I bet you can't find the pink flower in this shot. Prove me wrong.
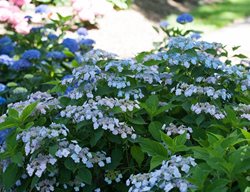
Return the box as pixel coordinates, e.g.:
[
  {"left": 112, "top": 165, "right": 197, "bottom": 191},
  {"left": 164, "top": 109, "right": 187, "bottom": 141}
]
[
  {"left": 9, "top": 0, "right": 30, "bottom": 7},
  {"left": 15, "top": 21, "right": 31, "bottom": 34},
  {"left": 8, "top": 12, "right": 24, "bottom": 25},
  {"left": 71, "top": 0, "right": 113, "bottom": 22},
  {"left": 0, "top": 8, "right": 12, "bottom": 22},
  {"left": 0, "top": 1, "right": 10, "bottom": 8}
]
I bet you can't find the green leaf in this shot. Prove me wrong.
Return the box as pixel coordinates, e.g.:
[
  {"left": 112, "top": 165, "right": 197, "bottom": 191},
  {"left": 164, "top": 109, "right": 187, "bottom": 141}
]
[
  {"left": 244, "top": 187, "right": 250, "bottom": 192},
  {"left": 8, "top": 108, "right": 19, "bottom": 119},
  {"left": 3, "top": 164, "right": 19, "bottom": 189},
  {"left": 160, "top": 131, "right": 173, "bottom": 146},
  {"left": 20, "top": 102, "right": 38, "bottom": 122},
  {"left": 90, "top": 129, "right": 104, "bottom": 147},
  {"left": 64, "top": 159, "right": 77, "bottom": 172},
  {"left": 232, "top": 45, "right": 241, "bottom": 51},
  {"left": 131, "top": 145, "right": 144, "bottom": 167},
  {"left": 24, "top": 122, "right": 34, "bottom": 130},
  {"left": 49, "top": 145, "right": 59, "bottom": 156},
  {"left": 205, "top": 179, "right": 229, "bottom": 192},
  {"left": 141, "top": 95, "right": 159, "bottom": 118},
  {"left": 106, "top": 148, "right": 123, "bottom": 169},
  {"left": 44, "top": 80, "right": 60, "bottom": 85},
  {"left": 241, "top": 129, "right": 250, "bottom": 144},
  {"left": 59, "top": 168, "right": 71, "bottom": 183},
  {"left": 148, "top": 121, "right": 162, "bottom": 141},
  {"left": 233, "top": 54, "right": 248, "bottom": 59},
  {"left": 157, "top": 104, "right": 174, "bottom": 115},
  {"left": 174, "top": 132, "right": 187, "bottom": 145},
  {"left": 189, "top": 163, "right": 211, "bottom": 189},
  {"left": 0, "top": 120, "right": 18, "bottom": 131},
  {"left": 63, "top": 50, "right": 75, "bottom": 57},
  {"left": 128, "top": 115, "right": 146, "bottom": 125},
  {"left": 77, "top": 168, "right": 92, "bottom": 185},
  {"left": 150, "top": 155, "right": 166, "bottom": 171},
  {"left": 6, "top": 131, "right": 18, "bottom": 152},
  {"left": 195, "top": 114, "right": 205, "bottom": 126},
  {"left": 139, "top": 138, "right": 168, "bottom": 158},
  {"left": 30, "top": 176, "right": 39, "bottom": 190},
  {"left": 11, "top": 152, "right": 23, "bottom": 165}
]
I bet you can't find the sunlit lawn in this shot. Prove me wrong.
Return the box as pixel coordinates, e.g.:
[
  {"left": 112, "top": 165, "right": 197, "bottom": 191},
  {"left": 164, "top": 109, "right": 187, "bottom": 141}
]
[{"left": 165, "top": 0, "right": 250, "bottom": 31}]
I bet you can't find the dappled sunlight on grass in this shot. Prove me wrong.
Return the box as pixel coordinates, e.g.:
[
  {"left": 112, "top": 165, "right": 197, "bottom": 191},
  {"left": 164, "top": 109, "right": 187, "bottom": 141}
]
[
  {"left": 165, "top": 0, "right": 250, "bottom": 30},
  {"left": 191, "top": 0, "right": 250, "bottom": 27}
]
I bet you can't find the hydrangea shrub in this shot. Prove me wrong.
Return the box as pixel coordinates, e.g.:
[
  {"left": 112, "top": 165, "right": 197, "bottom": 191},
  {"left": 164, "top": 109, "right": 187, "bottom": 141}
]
[
  {"left": 0, "top": 18, "right": 94, "bottom": 111},
  {"left": 0, "top": 32, "right": 249, "bottom": 191}
]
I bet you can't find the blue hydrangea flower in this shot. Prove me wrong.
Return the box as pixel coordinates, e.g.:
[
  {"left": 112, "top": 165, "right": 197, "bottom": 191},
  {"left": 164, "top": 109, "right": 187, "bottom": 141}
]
[
  {"left": 0, "top": 129, "right": 11, "bottom": 144},
  {"left": 62, "top": 75, "right": 76, "bottom": 94},
  {"left": 11, "top": 59, "right": 32, "bottom": 70},
  {"left": 77, "top": 27, "right": 88, "bottom": 36},
  {"left": 0, "top": 36, "right": 12, "bottom": 45},
  {"left": 0, "top": 36, "right": 14, "bottom": 56},
  {"left": 35, "top": 4, "right": 49, "bottom": 14},
  {"left": 0, "top": 55, "right": 14, "bottom": 66},
  {"left": 0, "top": 97, "right": 6, "bottom": 105},
  {"left": 62, "top": 75, "right": 74, "bottom": 80},
  {"left": 0, "top": 84, "right": 6, "bottom": 92},
  {"left": 31, "top": 27, "right": 44, "bottom": 33},
  {"left": 48, "top": 33, "right": 58, "bottom": 40},
  {"left": 47, "top": 51, "right": 66, "bottom": 60},
  {"left": 80, "top": 39, "right": 95, "bottom": 46},
  {"left": 62, "top": 38, "right": 79, "bottom": 52},
  {"left": 176, "top": 13, "right": 193, "bottom": 24},
  {"left": 160, "top": 21, "right": 169, "bottom": 28},
  {"left": 22, "top": 49, "right": 41, "bottom": 60},
  {"left": 24, "top": 15, "right": 32, "bottom": 21},
  {"left": 190, "top": 33, "right": 201, "bottom": 40}
]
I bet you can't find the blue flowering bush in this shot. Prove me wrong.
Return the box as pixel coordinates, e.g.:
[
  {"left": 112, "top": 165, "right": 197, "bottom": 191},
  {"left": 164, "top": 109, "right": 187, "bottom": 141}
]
[
  {"left": 0, "top": 17, "right": 95, "bottom": 112},
  {"left": 0, "top": 14, "right": 250, "bottom": 192}
]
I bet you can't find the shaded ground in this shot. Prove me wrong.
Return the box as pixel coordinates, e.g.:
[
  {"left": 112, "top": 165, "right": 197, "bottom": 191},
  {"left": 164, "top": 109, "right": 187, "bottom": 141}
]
[
  {"left": 88, "top": 9, "right": 164, "bottom": 58},
  {"left": 88, "top": 3, "right": 250, "bottom": 58}
]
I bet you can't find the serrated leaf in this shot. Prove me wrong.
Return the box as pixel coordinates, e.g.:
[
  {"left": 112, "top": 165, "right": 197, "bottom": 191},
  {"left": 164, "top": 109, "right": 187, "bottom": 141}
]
[
  {"left": 20, "top": 102, "right": 38, "bottom": 122},
  {"left": 8, "top": 108, "right": 19, "bottom": 119},
  {"left": 131, "top": 145, "right": 144, "bottom": 167},
  {"left": 3, "top": 164, "right": 19, "bottom": 189},
  {"left": 174, "top": 132, "right": 187, "bottom": 145},
  {"left": 49, "top": 145, "right": 58, "bottom": 156},
  {"left": 25, "top": 122, "right": 34, "bottom": 130},
  {"left": 150, "top": 155, "right": 166, "bottom": 171},
  {"left": 154, "top": 103, "right": 174, "bottom": 116},
  {"left": 90, "top": 129, "right": 104, "bottom": 147},
  {"left": 30, "top": 176, "right": 39, "bottom": 190},
  {"left": 139, "top": 138, "right": 168, "bottom": 158},
  {"left": 64, "top": 159, "right": 77, "bottom": 172},
  {"left": 11, "top": 152, "right": 23, "bottom": 165},
  {"left": 148, "top": 121, "right": 162, "bottom": 141},
  {"left": 128, "top": 115, "right": 146, "bottom": 125},
  {"left": 241, "top": 129, "right": 250, "bottom": 144},
  {"left": 232, "top": 45, "right": 241, "bottom": 51},
  {"left": 0, "top": 120, "right": 18, "bottom": 131},
  {"left": 106, "top": 148, "right": 123, "bottom": 169},
  {"left": 77, "top": 168, "right": 92, "bottom": 185},
  {"left": 233, "top": 54, "right": 248, "bottom": 59},
  {"left": 160, "top": 131, "right": 173, "bottom": 146}
]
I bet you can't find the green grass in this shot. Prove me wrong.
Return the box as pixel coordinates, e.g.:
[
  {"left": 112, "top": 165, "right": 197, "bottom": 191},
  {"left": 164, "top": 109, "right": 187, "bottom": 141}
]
[
  {"left": 191, "top": 0, "right": 250, "bottom": 28},
  {"left": 165, "top": 0, "right": 250, "bottom": 31}
]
